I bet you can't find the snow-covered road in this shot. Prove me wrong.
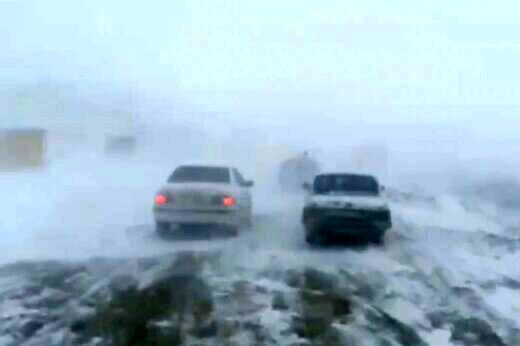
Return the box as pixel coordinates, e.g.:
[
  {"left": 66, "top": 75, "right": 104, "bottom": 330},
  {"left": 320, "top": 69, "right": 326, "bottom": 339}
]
[{"left": 2, "top": 156, "right": 520, "bottom": 345}]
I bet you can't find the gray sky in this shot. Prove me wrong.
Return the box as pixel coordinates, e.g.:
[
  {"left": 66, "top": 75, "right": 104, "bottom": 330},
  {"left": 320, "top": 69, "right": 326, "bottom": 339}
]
[{"left": 2, "top": 0, "right": 520, "bottom": 156}]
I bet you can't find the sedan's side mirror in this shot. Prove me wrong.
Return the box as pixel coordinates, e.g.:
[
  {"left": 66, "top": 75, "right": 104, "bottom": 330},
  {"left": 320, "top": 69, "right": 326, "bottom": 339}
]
[
  {"left": 302, "top": 182, "right": 312, "bottom": 191},
  {"left": 244, "top": 180, "right": 254, "bottom": 188},
  {"left": 380, "top": 185, "right": 386, "bottom": 192}
]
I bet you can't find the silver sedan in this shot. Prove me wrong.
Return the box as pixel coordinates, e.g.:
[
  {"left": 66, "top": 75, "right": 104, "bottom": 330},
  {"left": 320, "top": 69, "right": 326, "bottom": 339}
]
[{"left": 153, "top": 165, "right": 253, "bottom": 237}]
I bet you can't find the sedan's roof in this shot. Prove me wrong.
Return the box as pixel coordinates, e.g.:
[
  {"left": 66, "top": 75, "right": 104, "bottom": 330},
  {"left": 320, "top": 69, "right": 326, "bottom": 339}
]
[{"left": 176, "top": 162, "right": 233, "bottom": 169}]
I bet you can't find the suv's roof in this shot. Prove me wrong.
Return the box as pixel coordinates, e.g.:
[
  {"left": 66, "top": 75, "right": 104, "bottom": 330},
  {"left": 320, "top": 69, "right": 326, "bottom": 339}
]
[{"left": 316, "top": 172, "right": 378, "bottom": 180}]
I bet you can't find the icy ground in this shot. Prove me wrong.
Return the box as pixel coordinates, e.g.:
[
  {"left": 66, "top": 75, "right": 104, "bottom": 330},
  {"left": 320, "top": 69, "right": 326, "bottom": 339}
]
[{"left": 1, "top": 157, "right": 520, "bottom": 345}]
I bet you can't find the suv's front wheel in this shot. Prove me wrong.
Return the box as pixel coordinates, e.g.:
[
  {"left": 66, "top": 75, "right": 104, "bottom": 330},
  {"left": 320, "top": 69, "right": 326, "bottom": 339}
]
[
  {"left": 369, "top": 231, "right": 385, "bottom": 246},
  {"left": 304, "top": 222, "right": 326, "bottom": 246}
]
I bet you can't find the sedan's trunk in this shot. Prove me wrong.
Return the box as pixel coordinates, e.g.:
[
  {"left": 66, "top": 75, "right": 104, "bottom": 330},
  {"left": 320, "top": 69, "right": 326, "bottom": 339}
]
[{"left": 160, "top": 183, "right": 235, "bottom": 210}]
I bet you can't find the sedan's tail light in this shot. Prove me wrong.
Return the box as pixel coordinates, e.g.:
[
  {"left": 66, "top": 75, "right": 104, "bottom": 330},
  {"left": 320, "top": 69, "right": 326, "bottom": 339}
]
[
  {"left": 155, "top": 194, "right": 168, "bottom": 205},
  {"left": 222, "top": 196, "right": 236, "bottom": 207}
]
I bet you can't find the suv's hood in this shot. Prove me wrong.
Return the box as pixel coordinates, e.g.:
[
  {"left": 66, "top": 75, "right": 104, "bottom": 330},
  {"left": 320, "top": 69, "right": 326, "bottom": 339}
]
[{"left": 308, "top": 194, "right": 388, "bottom": 210}]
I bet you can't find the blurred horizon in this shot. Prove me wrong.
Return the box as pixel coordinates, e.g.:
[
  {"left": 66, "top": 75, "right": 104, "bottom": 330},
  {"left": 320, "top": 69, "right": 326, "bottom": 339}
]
[{"left": 2, "top": 0, "right": 520, "bottom": 187}]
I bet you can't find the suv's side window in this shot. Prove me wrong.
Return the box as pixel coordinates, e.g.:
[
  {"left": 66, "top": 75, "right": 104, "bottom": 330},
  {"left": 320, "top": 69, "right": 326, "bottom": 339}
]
[{"left": 232, "top": 168, "right": 247, "bottom": 187}]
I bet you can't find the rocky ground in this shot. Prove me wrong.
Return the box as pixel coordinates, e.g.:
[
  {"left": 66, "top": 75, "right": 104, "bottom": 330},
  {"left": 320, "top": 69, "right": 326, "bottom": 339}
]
[{"left": 1, "top": 188, "right": 520, "bottom": 346}]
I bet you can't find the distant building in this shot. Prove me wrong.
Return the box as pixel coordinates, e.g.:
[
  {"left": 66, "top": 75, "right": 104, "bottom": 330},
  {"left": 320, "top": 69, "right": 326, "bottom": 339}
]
[
  {"left": 0, "top": 128, "right": 47, "bottom": 170},
  {"left": 2, "top": 82, "right": 139, "bottom": 161}
]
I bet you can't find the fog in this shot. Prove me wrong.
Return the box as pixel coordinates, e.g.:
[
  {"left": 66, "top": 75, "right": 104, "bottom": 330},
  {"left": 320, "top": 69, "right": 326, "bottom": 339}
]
[
  {"left": 2, "top": 1, "right": 520, "bottom": 263},
  {"left": 4, "top": 4, "right": 520, "bottom": 345}
]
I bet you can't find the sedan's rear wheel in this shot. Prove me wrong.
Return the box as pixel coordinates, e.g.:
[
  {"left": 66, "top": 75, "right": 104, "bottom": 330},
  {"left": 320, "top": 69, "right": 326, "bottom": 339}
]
[
  {"left": 245, "top": 209, "right": 253, "bottom": 228},
  {"left": 227, "top": 225, "right": 239, "bottom": 237},
  {"left": 156, "top": 222, "right": 170, "bottom": 238}
]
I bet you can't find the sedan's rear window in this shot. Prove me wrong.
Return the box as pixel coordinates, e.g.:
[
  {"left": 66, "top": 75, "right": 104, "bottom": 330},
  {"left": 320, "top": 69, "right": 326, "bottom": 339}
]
[
  {"left": 314, "top": 174, "right": 379, "bottom": 195},
  {"left": 168, "top": 166, "right": 230, "bottom": 183}
]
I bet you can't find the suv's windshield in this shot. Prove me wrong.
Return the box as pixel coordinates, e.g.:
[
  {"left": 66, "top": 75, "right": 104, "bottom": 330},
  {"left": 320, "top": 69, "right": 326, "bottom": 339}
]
[
  {"left": 313, "top": 174, "right": 379, "bottom": 196},
  {"left": 168, "top": 166, "right": 230, "bottom": 183}
]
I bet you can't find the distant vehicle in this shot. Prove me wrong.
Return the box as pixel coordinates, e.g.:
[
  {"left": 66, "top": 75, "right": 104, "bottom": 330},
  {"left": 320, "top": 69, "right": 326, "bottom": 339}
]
[
  {"left": 153, "top": 165, "right": 254, "bottom": 237},
  {"left": 104, "top": 134, "right": 137, "bottom": 156},
  {"left": 302, "top": 173, "right": 392, "bottom": 245},
  {"left": 278, "top": 151, "right": 320, "bottom": 193}
]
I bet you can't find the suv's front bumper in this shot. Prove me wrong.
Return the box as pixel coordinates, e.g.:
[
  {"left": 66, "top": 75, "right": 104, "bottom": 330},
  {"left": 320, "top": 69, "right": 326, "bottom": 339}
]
[{"left": 302, "top": 206, "right": 392, "bottom": 234}]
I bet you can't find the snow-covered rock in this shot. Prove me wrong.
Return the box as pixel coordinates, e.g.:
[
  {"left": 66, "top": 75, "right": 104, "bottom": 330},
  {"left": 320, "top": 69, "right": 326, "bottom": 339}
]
[{"left": 1, "top": 188, "right": 519, "bottom": 345}]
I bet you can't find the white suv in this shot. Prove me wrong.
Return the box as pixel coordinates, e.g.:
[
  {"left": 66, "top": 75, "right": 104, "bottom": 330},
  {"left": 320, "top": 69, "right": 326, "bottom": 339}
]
[
  {"left": 153, "top": 165, "right": 253, "bottom": 237},
  {"left": 302, "top": 173, "right": 392, "bottom": 245}
]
